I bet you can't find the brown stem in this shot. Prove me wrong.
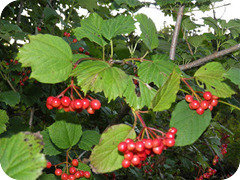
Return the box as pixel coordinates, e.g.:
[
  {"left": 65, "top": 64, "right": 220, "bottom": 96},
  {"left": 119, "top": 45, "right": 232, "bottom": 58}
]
[
  {"left": 182, "top": 28, "right": 194, "bottom": 55},
  {"left": 179, "top": 44, "right": 240, "bottom": 70},
  {"left": 181, "top": 78, "right": 202, "bottom": 102},
  {"left": 29, "top": 107, "right": 35, "bottom": 129},
  {"left": 169, "top": 5, "right": 185, "bottom": 60},
  {"left": 0, "top": 70, "right": 17, "bottom": 92},
  {"left": 17, "top": 0, "right": 23, "bottom": 25},
  {"left": 123, "top": 58, "right": 152, "bottom": 62},
  {"left": 74, "top": 57, "right": 102, "bottom": 66}
]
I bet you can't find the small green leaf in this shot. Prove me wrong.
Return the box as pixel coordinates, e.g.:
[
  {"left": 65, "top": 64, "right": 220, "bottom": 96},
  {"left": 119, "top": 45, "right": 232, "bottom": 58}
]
[
  {"left": 17, "top": 34, "right": 73, "bottom": 83},
  {"left": 224, "top": 67, "right": 240, "bottom": 88},
  {"left": 76, "top": 0, "right": 98, "bottom": 12},
  {"left": 102, "top": 15, "right": 135, "bottom": 40},
  {"left": 78, "top": 130, "right": 100, "bottom": 151},
  {"left": 73, "top": 13, "right": 107, "bottom": 47},
  {"left": 48, "top": 120, "right": 82, "bottom": 149},
  {"left": 115, "top": 0, "right": 141, "bottom": 7},
  {"left": 0, "top": 133, "right": 46, "bottom": 180},
  {"left": 152, "top": 69, "right": 181, "bottom": 111},
  {"left": 41, "top": 129, "right": 61, "bottom": 156},
  {"left": 90, "top": 124, "right": 136, "bottom": 173},
  {"left": 203, "top": 17, "right": 220, "bottom": 34},
  {"left": 170, "top": 101, "right": 212, "bottom": 146},
  {"left": 0, "top": 109, "right": 9, "bottom": 135},
  {"left": 194, "top": 62, "right": 235, "bottom": 98},
  {"left": 0, "top": 91, "right": 20, "bottom": 106},
  {"left": 188, "top": 35, "right": 206, "bottom": 48},
  {"left": 136, "top": 14, "right": 158, "bottom": 51}
]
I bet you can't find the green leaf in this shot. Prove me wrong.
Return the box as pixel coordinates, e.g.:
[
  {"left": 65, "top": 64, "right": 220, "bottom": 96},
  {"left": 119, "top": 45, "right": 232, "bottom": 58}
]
[
  {"left": 152, "top": 69, "right": 181, "bottom": 111},
  {"left": 115, "top": 0, "right": 142, "bottom": 7},
  {"left": 77, "top": 162, "right": 92, "bottom": 180},
  {"left": 102, "top": 15, "right": 135, "bottom": 40},
  {"left": 138, "top": 54, "right": 177, "bottom": 87},
  {"left": 48, "top": 120, "right": 82, "bottom": 149},
  {"left": 136, "top": 14, "right": 158, "bottom": 51},
  {"left": 41, "top": 129, "right": 61, "bottom": 156},
  {"left": 0, "top": 133, "right": 46, "bottom": 180},
  {"left": 203, "top": 17, "right": 220, "bottom": 34},
  {"left": 77, "top": 0, "right": 98, "bottom": 12},
  {"left": 78, "top": 130, "right": 100, "bottom": 151},
  {"left": 90, "top": 124, "right": 136, "bottom": 173},
  {"left": 182, "top": 16, "right": 199, "bottom": 30},
  {"left": 194, "top": 62, "right": 235, "bottom": 98},
  {"left": 170, "top": 101, "right": 212, "bottom": 146},
  {"left": 123, "top": 77, "right": 157, "bottom": 110},
  {"left": 72, "top": 54, "right": 89, "bottom": 64},
  {"left": 17, "top": 34, "right": 73, "bottom": 83},
  {"left": 73, "top": 13, "right": 107, "bottom": 47},
  {"left": 0, "top": 91, "right": 20, "bottom": 106},
  {"left": 38, "top": 173, "right": 57, "bottom": 180},
  {"left": 188, "top": 35, "right": 206, "bottom": 48},
  {"left": 72, "top": 60, "right": 129, "bottom": 102},
  {"left": 0, "top": 109, "right": 9, "bottom": 135},
  {"left": 224, "top": 68, "right": 240, "bottom": 88}
]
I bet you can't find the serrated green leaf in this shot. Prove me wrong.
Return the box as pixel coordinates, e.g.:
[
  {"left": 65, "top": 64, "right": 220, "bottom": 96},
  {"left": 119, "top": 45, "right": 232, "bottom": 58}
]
[
  {"left": 72, "top": 60, "right": 129, "bottom": 102},
  {"left": 41, "top": 129, "right": 61, "bottom": 156},
  {"left": 102, "top": 15, "right": 135, "bottom": 40},
  {"left": 182, "top": 16, "right": 199, "bottom": 30},
  {"left": 188, "top": 35, "right": 206, "bottom": 48},
  {"left": 0, "top": 109, "right": 9, "bottom": 135},
  {"left": 77, "top": 0, "right": 98, "bottom": 12},
  {"left": 224, "top": 67, "right": 240, "bottom": 88},
  {"left": 0, "top": 133, "right": 46, "bottom": 180},
  {"left": 17, "top": 34, "right": 73, "bottom": 83},
  {"left": 73, "top": 13, "right": 107, "bottom": 47},
  {"left": 78, "top": 130, "right": 100, "bottom": 151},
  {"left": 203, "top": 17, "right": 220, "bottom": 34},
  {"left": 136, "top": 14, "right": 158, "bottom": 51},
  {"left": 170, "top": 101, "right": 212, "bottom": 146},
  {"left": 0, "top": 91, "right": 20, "bottom": 106},
  {"left": 77, "top": 162, "right": 92, "bottom": 180},
  {"left": 48, "top": 120, "right": 82, "bottom": 149},
  {"left": 123, "top": 77, "right": 157, "bottom": 110},
  {"left": 115, "top": 0, "right": 141, "bottom": 7},
  {"left": 138, "top": 54, "right": 177, "bottom": 87},
  {"left": 194, "top": 62, "right": 235, "bottom": 98},
  {"left": 152, "top": 69, "right": 181, "bottom": 111},
  {"left": 90, "top": 124, "right": 136, "bottom": 173}
]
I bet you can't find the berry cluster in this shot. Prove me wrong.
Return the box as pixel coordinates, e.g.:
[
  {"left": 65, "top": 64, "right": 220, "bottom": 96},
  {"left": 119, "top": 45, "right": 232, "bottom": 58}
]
[
  {"left": 196, "top": 167, "right": 217, "bottom": 180},
  {"left": 37, "top": 27, "right": 41, "bottom": 32},
  {"left": 46, "top": 159, "right": 91, "bottom": 180},
  {"left": 46, "top": 96, "right": 101, "bottom": 114},
  {"left": 185, "top": 91, "right": 219, "bottom": 115},
  {"left": 118, "top": 127, "right": 177, "bottom": 169}
]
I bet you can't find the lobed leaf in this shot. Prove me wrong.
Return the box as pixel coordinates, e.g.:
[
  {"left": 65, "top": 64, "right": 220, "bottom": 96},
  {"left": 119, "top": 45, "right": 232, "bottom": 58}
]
[
  {"left": 0, "top": 91, "right": 20, "bottom": 107},
  {"left": 0, "top": 109, "right": 9, "bottom": 135},
  {"left": 224, "top": 67, "right": 240, "bottom": 88},
  {"left": 78, "top": 130, "right": 101, "bottom": 151}
]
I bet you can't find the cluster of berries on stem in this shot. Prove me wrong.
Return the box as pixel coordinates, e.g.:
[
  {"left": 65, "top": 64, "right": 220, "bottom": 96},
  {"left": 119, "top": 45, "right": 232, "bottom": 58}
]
[
  {"left": 196, "top": 167, "right": 217, "bottom": 180},
  {"left": 46, "top": 79, "right": 101, "bottom": 114}
]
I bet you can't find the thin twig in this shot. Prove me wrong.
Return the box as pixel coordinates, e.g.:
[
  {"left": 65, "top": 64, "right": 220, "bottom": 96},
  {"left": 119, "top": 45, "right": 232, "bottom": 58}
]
[
  {"left": 17, "top": 0, "right": 24, "bottom": 25},
  {"left": 29, "top": 107, "right": 35, "bottom": 129}
]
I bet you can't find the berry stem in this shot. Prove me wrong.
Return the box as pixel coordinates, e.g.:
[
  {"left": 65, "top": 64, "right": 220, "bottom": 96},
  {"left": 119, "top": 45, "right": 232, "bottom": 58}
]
[
  {"left": 74, "top": 57, "right": 103, "bottom": 67},
  {"left": 148, "top": 127, "right": 165, "bottom": 136},
  {"left": 218, "top": 100, "right": 240, "bottom": 111},
  {"left": 123, "top": 58, "right": 152, "bottom": 62},
  {"left": 181, "top": 78, "right": 202, "bottom": 102},
  {"left": 72, "top": 86, "right": 83, "bottom": 99},
  {"left": 57, "top": 86, "right": 71, "bottom": 98}
]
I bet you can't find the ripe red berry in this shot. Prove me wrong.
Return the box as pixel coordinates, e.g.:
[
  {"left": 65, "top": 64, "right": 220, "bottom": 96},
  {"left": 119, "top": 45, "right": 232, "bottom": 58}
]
[
  {"left": 72, "top": 159, "right": 78, "bottom": 167},
  {"left": 200, "top": 100, "right": 209, "bottom": 109},
  {"left": 189, "top": 100, "right": 200, "bottom": 109},
  {"left": 64, "top": 32, "right": 68, "bottom": 36},
  {"left": 51, "top": 97, "right": 61, "bottom": 108},
  {"left": 135, "top": 141, "right": 145, "bottom": 152},
  {"left": 144, "top": 139, "right": 153, "bottom": 149},
  {"left": 212, "top": 95, "right": 219, "bottom": 100},
  {"left": 79, "top": 47, "right": 84, "bottom": 52},
  {"left": 74, "top": 171, "right": 81, "bottom": 179},
  {"left": 196, "top": 107, "right": 205, "bottom": 115},
  {"left": 67, "top": 33, "right": 71, "bottom": 37},
  {"left": 85, "top": 51, "right": 90, "bottom": 55},
  {"left": 46, "top": 103, "right": 53, "bottom": 110},
  {"left": 208, "top": 105, "right": 213, "bottom": 111},
  {"left": 68, "top": 175, "right": 75, "bottom": 180},
  {"left": 165, "top": 132, "right": 175, "bottom": 139},
  {"left": 127, "top": 142, "right": 136, "bottom": 151},
  {"left": 152, "top": 146, "right": 163, "bottom": 155},
  {"left": 168, "top": 127, "right": 177, "bottom": 135},
  {"left": 87, "top": 106, "right": 95, "bottom": 114},
  {"left": 55, "top": 169, "right": 62, "bottom": 176},
  {"left": 152, "top": 138, "right": 161, "bottom": 147},
  {"left": 163, "top": 138, "right": 175, "bottom": 147},
  {"left": 22, "top": 72, "right": 25, "bottom": 76},
  {"left": 124, "top": 152, "right": 134, "bottom": 160},
  {"left": 131, "top": 155, "right": 141, "bottom": 166},
  {"left": 73, "top": 99, "right": 82, "bottom": 109},
  {"left": 82, "top": 98, "right": 90, "bottom": 109},
  {"left": 46, "top": 161, "right": 52, "bottom": 168},
  {"left": 90, "top": 99, "right": 101, "bottom": 110},
  {"left": 185, "top": 95, "right": 193, "bottom": 102},
  {"left": 15, "top": 60, "right": 18, "bottom": 64},
  {"left": 125, "top": 138, "right": 134, "bottom": 144},
  {"left": 211, "top": 99, "right": 218, "bottom": 107},
  {"left": 212, "top": 169, "right": 217, "bottom": 174},
  {"left": 61, "top": 96, "right": 71, "bottom": 107},
  {"left": 6, "top": 62, "right": 9, "bottom": 66},
  {"left": 37, "top": 27, "right": 41, "bottom": 31},
  {"left": 122, "top": 159, "right": 131, "bottom": 168},
  {"left": 61, "top": 173, "right": 68, "bottom": 180},
  {"left": 10, "top": 59, "right": 13, "bottom": 62},
  {"left": 203, "top": 91, "right": 212, "bottom": 100},
  {"left": 69, "top": 167, "right": 77, "bottom": 174},
  {"left": 73, "top": 39, "right": 77, "bottom": 43},
  {"left": 84, "top": 171, "right": 91, "bottom": 178},
  {"left": 118, "top": 142, "right": 127, "bottom": 153}
]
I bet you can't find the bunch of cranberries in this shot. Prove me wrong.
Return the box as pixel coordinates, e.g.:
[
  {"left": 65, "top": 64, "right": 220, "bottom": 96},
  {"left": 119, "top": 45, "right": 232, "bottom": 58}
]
[
  {"left": 196, "top": 167, "right": 217, "bottom": 180},
  {"left": 46, "top": 96, "right": 101, "bottom": 114},
  {"left": 185, "top": 91, "right": 219, "bottom": 115},
  {"left": 46, "top": 159, "right": 90, "bottom": 180},
  {"left": 118, "top": 127, "right": 177, "bottom": 169}
]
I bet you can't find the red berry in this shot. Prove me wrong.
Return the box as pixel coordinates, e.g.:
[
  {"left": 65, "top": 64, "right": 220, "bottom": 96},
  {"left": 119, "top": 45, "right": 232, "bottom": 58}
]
[
  {"left": 79, "top": 47, "right": 84, "bottom": 52},
  {"left": 212, "top": 169, "right": 217, "bottom": 174},
  {"left": 67, "top": 33, "right": 71, "bottom": 37},
  {"left": 46, "top": 161, "right": 52, "bottom": 168},
  {"left": 185, "top": 95, "right": 193, "bottom": 102},
  {"left": 90, "top": 99, "right": 101, "bottom": 110},
  {"left": 203, "top": 91, "right": 212, "bottom": 100},
  {"left": 72, "top": 159, "right": 78, "bottom": 167},
  {"left": 22, "top": 72, "right": 25, "bottom": 76},
  {"left": 69, "top": 167, "right": 76, "bottom": 174},
  {"left": 124, "top": 152, "right": 134, "bottom": 160},
  {"left": 196, "top": 107, "right": 204, "bottom": 115},
  {"left": 69, "top": 101, "right": 76, "bottom": 112},
  {"left": 208, "top": 105, "right": 213, "bottom": 111},
  {"left": 144, "top": 139, "right": 153, "bottom": 149},
  {"left": 189, "top": 100, "right": 200, "bottom": 109},
  {"left": 85, "top": 51, "right": 90, "bottom": 55},
  {"left": 122, "top": 159, "right": 131, "bottom": 168},
  {"left": 79, "top": 170, "right": 84, "bottom": 178},
  {"left": 127, "top": 142, "right": 136, "bottom": 151},
  {"left": 152, "top": 146, "right": 163, "bottom": 155},
  {"left": 51, "top": 97, "right": 61, "bottom": 107},
  {"left": 73, "top": 39, "right": 77, "bottom": 43},
  {"left": 211, "top": 99, "right": 218, "bottom": 107},
  {"left": 74, "top": 171, "right": 81, "bottom": 179},
  {"left": 145, "top": 149, "right": 152, "bottom": 155},
  {"left": 63, "top": 106, "right": 70, "bottom": 112},
  {"left": 64, "top": 32, "right": 68, "bottom": 36},
  {"left": 27, "top": 70, "right": 31, "bottom": 74},
  {"left": 6, "top": 62, "right": 9, "bottom": 66},
  {"left": 214, "top": 155, "right": 219, "bottom": 159},
  {"left": 15, "top": 60, "right": 18, "bottom": 64},
  {"left": 61, "top": 173, "right": 68, "bottom": 180},
  {"left": 84, "top": 171, "right": 91, "bottom": 179},
  {"left": 10, "top": 59, "right": 13, "bottom": 62},
  {"left": 73, "top": 99, "right": 82, "bottom": 109},
  {"left": 152, "top": 138, "right": 161, "bottom": 147},
  {"left": 68, "top": 175, "right": 75, "bottom": 180},
  {"left": 82, "top": 98, "right": 90, "bottom": 109},
  {"left": 118, "top": 142, "right": 127, "bottom": 153},
  {"left": 37, "top": 27, "right": 41, "bottom": 31},
  {"left": 61, "top": 96, "right": 71, "bottom": 107},
  {"left": 165, "top": 132, "right": 175, "bottom": 139},
  {"left": 125, "top": 138, "right": 134, "bottom": 144},
  {"left": 135, "top": 141, "right": 145, "bottom": 152},
  {"left": 200, "top": 100, "right": 209, "bottom": 109},
  {"left": 87, "top": 106, "right": 95, "bottom": 114},
  {"left": 46, "top": 103, "right": 53, "bottom": 110},
  {"left": 55, "top": 169, "right": 62, "bottom": 176},
  {"left": 163, "top": 138, "right": 175, "bottom": 147},
  {"left": 212, "top": 95, "right": 219, "bottom": 100},
  {"left": 131, "top": 155, "right": 141, "bottom": 166}
]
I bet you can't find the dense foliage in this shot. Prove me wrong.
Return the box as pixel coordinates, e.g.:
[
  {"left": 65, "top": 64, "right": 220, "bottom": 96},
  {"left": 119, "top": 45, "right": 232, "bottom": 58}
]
[{"left": 0, "top": 0, "right": 240, "bottom": 179}]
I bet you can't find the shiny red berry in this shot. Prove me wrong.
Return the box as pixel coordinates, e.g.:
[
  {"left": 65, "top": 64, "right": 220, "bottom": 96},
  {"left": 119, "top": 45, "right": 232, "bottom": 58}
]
[
  {"left": 73, "top": 39, "right": 77, "bottom": 43},
  {"left": 127, "top": 142, "right": 136, "bottom": 151},
  {"left": 200, "top": 100, "right": 209, "bottom": 109},
  {"left": 211, "top": 99, "right": 218, "bottom": 107},
  {"left": 82, "top": 98, "right": 90, "bottom": 109},
  {"left": 144, "top": 139, "right": 153, "bottom": 149},
  {"left": 203, "top": 91, "right": 212, "bottom": 100},
  {"left": 47, "top": 96, "right": 54, "bottom": 105},
  {"left": 122, "top": 159, "right": 131, "bottom": 168},
  {"left": 46, "top": 161, "right": 52, "bottom": 168},
  {"left": 131, "top": 155, "right": 141, "bottom": 166},
  {"left": 135, "top": 141, "right": 145, "bottom": 152},
  {"left": 72, "top": 159, "right": 78, "bottom": 167},
  {"left": 69, "top": 167, "right": 76, "bottom": 174},
  {"left": 74, "top": 171, "right": 81, "bottom": 179},
  {"left": 163, "top": 138, "right": 175, "bottom": 147},
  {"left": 124, "top": 152, "right": 134, "bottom": 160},
  {"left": 61, "top": 96, "right": 71, "bottom": 107},
  {"left": 90, "top": 99, "right": 101, "bottom": 110},
  {"left": 152, "top": 146, "right": 163, "bottom": 155},
  {"left": 196, "top": 107, "right": 204, "bottom": 115},
  {"left": 152, "top": 138, "right": 161, "bottom": 147},
  {"left": 51, "top": 97, "right": 61, "bottom": 108},
  {"left": 55, "top": 169, "right": 62, "bottom": 176},
  {"left": 68, "top": 175, "right": 75, "bottom": 180},
  {"left": 165, "top": 132, "right": 175, "bottom": 139},
  {"left": 185, "top": 95, "right": 193, "bottom": 102},
  {"left": 125, "top": 138, "right": 134, "bottom": 144},
  {"left": 73, "top": 99, "right": 82, "bottom": 109},
  {"left": 61, "top": 173, "right": 68, "bottom": 180},
  {"left": 189, "top": 100, "right": 200, "bottom": 109},
  {"left": 168, "top": 127, "right": 177, "bottom": 135},
  {"left": 84, "top": 171, "right": 91, "bottom": 178},
  {"left": 118, "top": 142, "right": 127, "bottom": 153},
  {"left": 208, "top": 105, "right": 213, "bottom": 111},
  {"left": 79, "top": 47, "right": 84, "bottom": 52},
  {"left": 87, "top": 106, "right": 95, "bottom": 114}
]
